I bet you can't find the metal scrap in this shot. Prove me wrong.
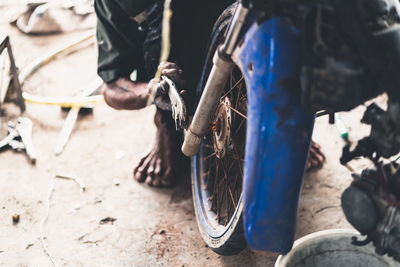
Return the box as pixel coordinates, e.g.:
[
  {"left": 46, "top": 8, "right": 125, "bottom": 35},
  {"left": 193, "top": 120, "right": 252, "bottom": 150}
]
[
  {"left": 55, "top": 174, "right": 86, "bottom": 193},
  {"left": 0, "top": 118, "right": 37, "bottom": 164}
]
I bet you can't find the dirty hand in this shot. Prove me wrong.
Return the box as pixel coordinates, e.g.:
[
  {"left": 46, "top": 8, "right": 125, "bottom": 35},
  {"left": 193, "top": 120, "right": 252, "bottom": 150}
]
[
  {"left": 102, "top": 77, "right": 149, "bottom": 110},
  {"left": 159, "top": 61, "right": 186, "bottom": 89},
  {"left": 148, "top": 62, "right": 187, "bottom": 97}
]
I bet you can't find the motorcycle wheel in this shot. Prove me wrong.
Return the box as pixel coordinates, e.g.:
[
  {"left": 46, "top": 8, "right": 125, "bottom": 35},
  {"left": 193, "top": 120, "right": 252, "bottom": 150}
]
[{"left": 191, "top": 3, "right": 247, "bottom": 256}]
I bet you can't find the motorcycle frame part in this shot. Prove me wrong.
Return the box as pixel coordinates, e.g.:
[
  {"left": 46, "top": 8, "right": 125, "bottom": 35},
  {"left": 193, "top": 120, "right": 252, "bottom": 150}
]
[
  {"left": 181, "top": 3, "right": 250, "bottom": 157},
  {"left": 0, "top": 35, "right": 25, "bottom": 113},
  {"left": 233, "top": 17, "right": 314, "bottom": 253},
  {"left": 341, "top": 161, "right": 400, "bottom": 261}
]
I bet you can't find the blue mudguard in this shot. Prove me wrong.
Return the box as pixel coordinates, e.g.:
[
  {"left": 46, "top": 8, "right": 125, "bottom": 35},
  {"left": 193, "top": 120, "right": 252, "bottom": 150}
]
[{"left": 233, "top": 17, "right": 315, "bottom": 253}]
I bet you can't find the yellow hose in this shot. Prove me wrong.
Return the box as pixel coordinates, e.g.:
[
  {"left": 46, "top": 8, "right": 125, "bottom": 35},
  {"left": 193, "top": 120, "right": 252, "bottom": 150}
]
[
  {"left": 18, "top": 30, "right": 102, "bottom": 108},
  {"left": 22, "top": 92, "right": 103, "bottom": 108}
]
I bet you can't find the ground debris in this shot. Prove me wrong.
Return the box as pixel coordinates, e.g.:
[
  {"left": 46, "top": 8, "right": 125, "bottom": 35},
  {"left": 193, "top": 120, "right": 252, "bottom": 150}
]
[
  {"left": 93, "top": 197, "right": 102, "bottom": 204},
  {"left": 312, "top": 205, "right": 340, "bottom": 216},
  {"left": 113, "top": 178, "right": 120, "bottom": 186},
  {"left": 12, "top": 213, "right": 20, "bottom": 225},
  {"left": 25, "top": 243, "right": 34, "bottom": 250},
  {"left": 55, "top": 174, "right": 86, "bottom": 193},
  {"left": 99, "top": 216, "right": 117, "bottom": 225},
  {"left": 82, "top": 240, "right": 101, "bottom": 245}
]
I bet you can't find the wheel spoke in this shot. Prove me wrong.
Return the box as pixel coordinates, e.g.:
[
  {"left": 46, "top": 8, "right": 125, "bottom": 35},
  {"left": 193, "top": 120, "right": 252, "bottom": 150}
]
[
  {"left": 220, "top": 76, "right": 244, "bottom": 100},
  {"left": 204, "top": 151, "right": 216, "bottom": 161},
  {"left": 199, "top": 69, "right": 246, "bottom": 227},
  {"left": 233, "top": 118, "right": 246, "bottom": 140},
  {"left": 224, "top": 103, "right": 248, "bottom": 120},
  {"left": 228, "top": 184, "right": 236, "bottom": 209}
]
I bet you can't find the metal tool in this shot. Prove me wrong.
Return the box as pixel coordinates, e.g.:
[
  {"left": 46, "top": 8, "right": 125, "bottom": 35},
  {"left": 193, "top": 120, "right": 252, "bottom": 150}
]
[
  {"left": 54, "top": 106, "right": 79, "bottom": 156},
  {"left": 0, "top": 118, "right": 36, "bottom": 164},
  {"left": 54, "top": 78, "right": 102, "bottom": 156}
]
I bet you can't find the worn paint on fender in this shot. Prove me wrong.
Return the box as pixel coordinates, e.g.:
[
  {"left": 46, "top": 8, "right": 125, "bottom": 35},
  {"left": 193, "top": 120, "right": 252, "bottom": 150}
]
[{"left": 234, "top": 17, "right": 315, "bottom": 253}]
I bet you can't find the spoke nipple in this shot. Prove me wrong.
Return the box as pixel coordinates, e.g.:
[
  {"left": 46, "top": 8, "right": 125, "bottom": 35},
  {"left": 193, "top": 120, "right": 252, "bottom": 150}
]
[{"left": 210, "top": 121, "right": 218, "bottom": 132}]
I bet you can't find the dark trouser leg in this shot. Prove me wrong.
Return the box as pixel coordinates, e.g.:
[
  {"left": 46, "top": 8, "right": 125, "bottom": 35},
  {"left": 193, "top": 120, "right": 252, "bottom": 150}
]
[
  {"left": 167, "top": 0, "right": 234, "bottom": 113},
  {"left": 94, "top": 0, "right": 156, "bottom": 83}
]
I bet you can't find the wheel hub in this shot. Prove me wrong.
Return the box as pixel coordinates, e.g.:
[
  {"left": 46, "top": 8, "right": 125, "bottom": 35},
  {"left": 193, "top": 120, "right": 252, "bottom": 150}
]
[{"left": 213, "top": 97, "right": 231, "bottom": 159}]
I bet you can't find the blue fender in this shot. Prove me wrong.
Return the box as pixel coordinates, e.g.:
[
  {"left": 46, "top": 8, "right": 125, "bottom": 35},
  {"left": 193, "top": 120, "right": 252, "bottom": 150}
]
[{"left": 233, "top": 17, "right": 315, "bottom": 253}]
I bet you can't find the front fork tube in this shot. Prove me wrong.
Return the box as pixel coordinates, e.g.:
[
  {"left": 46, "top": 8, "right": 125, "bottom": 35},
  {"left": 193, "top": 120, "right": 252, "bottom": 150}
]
[
  {"left": 235, "top": 18, "right": 315, "bottom": 253},
  {"left": 181, "top": 3, "right": 250, "bottom": 157}
]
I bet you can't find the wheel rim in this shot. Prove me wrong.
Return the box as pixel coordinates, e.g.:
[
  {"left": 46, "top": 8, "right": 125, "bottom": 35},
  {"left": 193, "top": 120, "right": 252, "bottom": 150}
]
[{"left": 196, "top": 66, "right": 247, "bottom": 232}]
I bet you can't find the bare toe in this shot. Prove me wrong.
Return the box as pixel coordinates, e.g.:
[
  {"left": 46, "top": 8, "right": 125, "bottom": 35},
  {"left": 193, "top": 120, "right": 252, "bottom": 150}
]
[
  {"left": 145, "top": 157, "right": 157, "bottom": 185},
  {"left": 151, "top": 159, "right": 163, "bottom": 187},
  {"left": 161, "top": 167, "right": 175, "bottom": 187},
  {"left": 134, "top": 152, "right": 153, "bottom": 182},
  {"left": 306, "top": 141, "right": 325, "bottom": 171},
  {"left": 134, "top": 109, "right": 186, "bottom": 187}
]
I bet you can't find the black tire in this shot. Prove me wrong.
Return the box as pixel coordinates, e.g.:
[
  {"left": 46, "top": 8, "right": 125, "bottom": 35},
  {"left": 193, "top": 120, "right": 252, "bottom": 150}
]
[{"left": 191, "top": 4, "right": 248, "bottom": 256}]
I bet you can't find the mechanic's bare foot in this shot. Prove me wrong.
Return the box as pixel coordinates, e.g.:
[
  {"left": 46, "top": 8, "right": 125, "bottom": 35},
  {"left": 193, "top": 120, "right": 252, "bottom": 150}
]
[
  {"left": 133, "top": 109, "right": 185, "bottom": 187},
  {"left": 101, "top": 77, "right": 150, "bottom": 110},
  {"left": 307, "top": 141, "right": 325, "bottom": 170}
]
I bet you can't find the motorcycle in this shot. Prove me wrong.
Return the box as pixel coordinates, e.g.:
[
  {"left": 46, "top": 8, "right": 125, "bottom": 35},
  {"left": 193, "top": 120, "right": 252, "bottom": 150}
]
[{"left": 166, "top": 0, "right": 400, "bottom": 260}]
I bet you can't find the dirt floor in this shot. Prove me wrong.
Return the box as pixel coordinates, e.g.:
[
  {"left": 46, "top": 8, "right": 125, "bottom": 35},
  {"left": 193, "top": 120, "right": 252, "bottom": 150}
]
[{"left": 0, "top": 3, "right": 380, "bottom": 267}]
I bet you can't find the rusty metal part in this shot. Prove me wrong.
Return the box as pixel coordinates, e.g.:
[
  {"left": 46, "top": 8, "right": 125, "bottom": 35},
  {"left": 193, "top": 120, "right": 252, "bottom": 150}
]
[
  {"left": 202, "top": 68, "right": 247, "bottom": 227},
  {"left": 213, "top": 97, "right": 232, "bottom": 159},
  {"left": 0, "top": 35, "right": 25, "bottom": 113},
  {"left": 210, "top": 121, "right": 218, "bottom": 132}
]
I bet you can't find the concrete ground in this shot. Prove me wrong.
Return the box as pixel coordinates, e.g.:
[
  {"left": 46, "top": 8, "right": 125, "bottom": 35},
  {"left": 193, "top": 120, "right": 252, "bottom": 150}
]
[{"left": 0, "top": 2, "right": 379, "bottom": 266}]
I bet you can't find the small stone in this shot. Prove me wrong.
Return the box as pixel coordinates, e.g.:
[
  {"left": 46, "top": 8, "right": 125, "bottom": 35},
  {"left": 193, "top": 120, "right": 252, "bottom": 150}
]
[
  {"left": 113, "top": 178, "right": 121, "bottom": 186},
  {"left": 12, "top": 214, "right": 20, "bottom": 224},
  {"left": 99, "top": 217, "right": 117, "bottom": 225}
]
